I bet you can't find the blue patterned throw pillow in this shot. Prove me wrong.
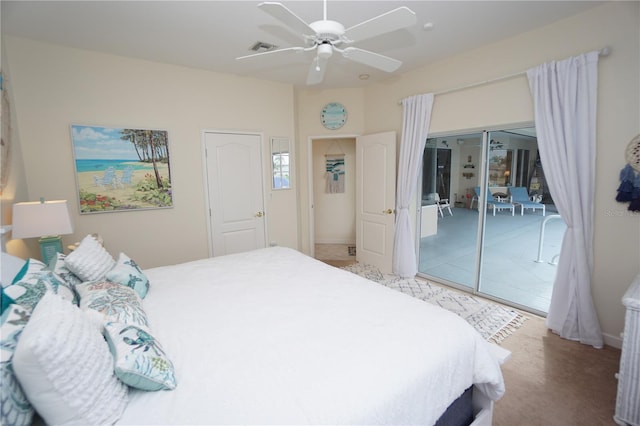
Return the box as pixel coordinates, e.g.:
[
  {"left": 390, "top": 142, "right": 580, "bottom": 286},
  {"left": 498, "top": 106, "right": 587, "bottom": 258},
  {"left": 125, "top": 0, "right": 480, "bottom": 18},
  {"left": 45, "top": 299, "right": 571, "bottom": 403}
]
[
  {"left": 104, "top": 322, "right": 177, "bottom": 391},
  {"left": 1, "top": 304, "right": 34, "bottom": 426},
  {"left": 105, "top": 253, "right": 149, "bottom": 299},
  {"left": 10, "top": 259, "right": 45, "bottom": 285},
  {"left": 5, "top": 260, "right": 76, "bottom": 310},
  {"left": 76, "top": 281, "right": 176, "bottom": 391},
  {"left": 76, "top": 281, "right": 149, "bottom": 326},
  {"left": 1, "top": 287, "right": 15, "bottom": 315},
  {"left": 46, "top": 253, "right": 82, "bottom": 293}
]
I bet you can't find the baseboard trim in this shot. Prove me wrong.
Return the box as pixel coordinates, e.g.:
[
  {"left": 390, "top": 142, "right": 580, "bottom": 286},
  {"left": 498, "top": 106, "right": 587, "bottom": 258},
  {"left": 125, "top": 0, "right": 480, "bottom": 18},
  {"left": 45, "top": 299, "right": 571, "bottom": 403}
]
[
  {"left": 315, "top": 239, "right": 356, "bottom": 245},
  {"left": 603, "top": 332, "right": 622, "bottom": 349}
]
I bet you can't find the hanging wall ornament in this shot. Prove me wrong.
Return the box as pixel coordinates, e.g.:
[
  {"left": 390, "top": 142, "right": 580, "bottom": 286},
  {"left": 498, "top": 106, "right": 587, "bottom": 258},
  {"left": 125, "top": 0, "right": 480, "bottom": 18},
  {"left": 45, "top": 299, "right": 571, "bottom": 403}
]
[
  {"left": 0, "top": 72, "right": 12, "bottom": 194},
  {"left": 627, "top": 134, "right": 640, "bottom": 172},
  {"left": 616, "top": 134, "right": 640, "bottom": 210},
  {"left": 616, "top": 164, "right": 635, "bottom": 202},
  {"left": 325, "top": 154, "right": 345, "bottom": 194},
  {"left": 629, "top": 172, "right": 640, "bottom": 212}
]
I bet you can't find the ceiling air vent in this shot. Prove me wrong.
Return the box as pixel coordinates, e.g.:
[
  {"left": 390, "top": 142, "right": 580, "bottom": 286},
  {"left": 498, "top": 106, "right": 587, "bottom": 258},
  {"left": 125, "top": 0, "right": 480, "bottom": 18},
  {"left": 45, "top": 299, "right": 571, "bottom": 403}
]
[{"left": 249, "top": 41, "right": 278, "bottom": 52}]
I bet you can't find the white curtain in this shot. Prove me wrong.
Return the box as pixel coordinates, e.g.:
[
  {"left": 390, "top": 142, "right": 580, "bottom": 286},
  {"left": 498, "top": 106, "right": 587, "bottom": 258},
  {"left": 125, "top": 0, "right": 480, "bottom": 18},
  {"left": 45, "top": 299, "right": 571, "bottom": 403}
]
[
  {"left": 527, "top": 51, "right": 603, "bottom": 348},
  {"left": 393, "top": 94, "right": 434, "bottom": 278}
]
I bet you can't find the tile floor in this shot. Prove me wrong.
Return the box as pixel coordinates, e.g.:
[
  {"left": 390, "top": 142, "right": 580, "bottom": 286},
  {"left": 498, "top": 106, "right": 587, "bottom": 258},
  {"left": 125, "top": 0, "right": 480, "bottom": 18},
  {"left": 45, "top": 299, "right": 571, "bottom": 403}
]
[
  {"left": 315, "top": 207, "right": 564, "bottom": 314},
  {"left": 419, "top": 206, "right": 566, "bottom": 313},
  {"left": 314, "top": 243, "right": 357, "bottom": 261}
]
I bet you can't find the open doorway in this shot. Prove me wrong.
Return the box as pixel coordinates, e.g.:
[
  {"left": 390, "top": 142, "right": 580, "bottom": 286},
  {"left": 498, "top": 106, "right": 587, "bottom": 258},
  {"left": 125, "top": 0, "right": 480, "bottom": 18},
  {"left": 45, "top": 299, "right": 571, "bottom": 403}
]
[{"left": 310, "top": 137, "right": 357, "bottom": 267}]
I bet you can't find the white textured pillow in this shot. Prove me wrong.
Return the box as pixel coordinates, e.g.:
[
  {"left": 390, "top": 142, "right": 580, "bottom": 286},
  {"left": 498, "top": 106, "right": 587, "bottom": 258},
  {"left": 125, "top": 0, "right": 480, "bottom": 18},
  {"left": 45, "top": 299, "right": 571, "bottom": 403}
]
[
  {"left": 64, "top": 235, "right": 115, "bottom": 281},
  {"left": 12, "top": 292, "right": 128, "bottom": 425}
]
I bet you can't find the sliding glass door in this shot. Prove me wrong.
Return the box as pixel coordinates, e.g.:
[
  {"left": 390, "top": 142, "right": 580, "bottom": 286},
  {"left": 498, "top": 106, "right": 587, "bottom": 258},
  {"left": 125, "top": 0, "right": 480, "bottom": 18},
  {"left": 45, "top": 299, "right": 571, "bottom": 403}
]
[
  {"left": 417, "top": 128, "right": 564, "bottom": 315},
  {"left": 418, "top": 132, "right": 482, "bottom": 289}
]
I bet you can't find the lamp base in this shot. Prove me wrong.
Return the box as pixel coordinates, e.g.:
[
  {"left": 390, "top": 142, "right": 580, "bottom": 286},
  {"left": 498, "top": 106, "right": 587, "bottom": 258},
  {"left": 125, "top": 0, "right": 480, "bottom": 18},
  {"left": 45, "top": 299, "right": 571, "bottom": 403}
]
[{"left": 39, "top": 236, "right": 63, "bottom": 266}]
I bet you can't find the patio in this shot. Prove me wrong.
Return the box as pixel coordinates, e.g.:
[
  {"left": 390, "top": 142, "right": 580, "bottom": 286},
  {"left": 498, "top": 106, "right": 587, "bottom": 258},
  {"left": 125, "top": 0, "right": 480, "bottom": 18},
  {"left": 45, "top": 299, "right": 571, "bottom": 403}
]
[{"left": 418, "top": 206, "right": 566, "bottom": 314}]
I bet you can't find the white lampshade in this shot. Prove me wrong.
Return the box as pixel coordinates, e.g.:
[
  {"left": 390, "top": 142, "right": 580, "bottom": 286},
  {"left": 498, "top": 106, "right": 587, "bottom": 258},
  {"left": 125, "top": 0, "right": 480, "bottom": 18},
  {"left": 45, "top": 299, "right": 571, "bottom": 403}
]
[{"left": 12, "top": 200, "right": 74, "bottom": 239}]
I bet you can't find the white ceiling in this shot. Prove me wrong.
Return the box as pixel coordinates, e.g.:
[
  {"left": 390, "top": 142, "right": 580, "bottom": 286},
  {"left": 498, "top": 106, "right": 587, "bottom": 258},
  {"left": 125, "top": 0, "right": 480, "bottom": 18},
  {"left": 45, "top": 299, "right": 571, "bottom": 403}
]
[{"left": 1, "top": 1, "right": 604, "bottom": 89}]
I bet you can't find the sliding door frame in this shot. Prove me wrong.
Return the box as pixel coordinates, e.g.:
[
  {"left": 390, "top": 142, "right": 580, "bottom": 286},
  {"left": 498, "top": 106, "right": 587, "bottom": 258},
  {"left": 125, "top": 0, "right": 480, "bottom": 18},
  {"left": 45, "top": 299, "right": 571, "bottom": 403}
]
[{"left": 416, "top": 123, "right": 547, "bottom": 316}]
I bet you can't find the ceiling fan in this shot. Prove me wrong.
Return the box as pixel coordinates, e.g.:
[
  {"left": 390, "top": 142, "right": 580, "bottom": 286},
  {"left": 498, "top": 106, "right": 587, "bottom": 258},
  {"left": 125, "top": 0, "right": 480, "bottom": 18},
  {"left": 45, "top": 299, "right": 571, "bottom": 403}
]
[{"left": 237, "top": 0, "right": 417, "bottom": 85}]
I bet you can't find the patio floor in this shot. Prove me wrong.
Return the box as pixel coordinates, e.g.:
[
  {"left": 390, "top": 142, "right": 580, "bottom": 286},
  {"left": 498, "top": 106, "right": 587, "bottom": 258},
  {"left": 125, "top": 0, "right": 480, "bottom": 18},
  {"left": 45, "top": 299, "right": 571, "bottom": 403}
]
[{"left": 418, "top": 206, "right": 566, "bottom": 313}]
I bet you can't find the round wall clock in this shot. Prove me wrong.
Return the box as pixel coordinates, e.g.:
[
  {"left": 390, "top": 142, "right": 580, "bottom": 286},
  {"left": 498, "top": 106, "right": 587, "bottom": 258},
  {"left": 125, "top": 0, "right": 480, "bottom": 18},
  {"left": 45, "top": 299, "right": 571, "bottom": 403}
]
[{"left": 321, "top": 102, "right": 347, "bottom": 130}]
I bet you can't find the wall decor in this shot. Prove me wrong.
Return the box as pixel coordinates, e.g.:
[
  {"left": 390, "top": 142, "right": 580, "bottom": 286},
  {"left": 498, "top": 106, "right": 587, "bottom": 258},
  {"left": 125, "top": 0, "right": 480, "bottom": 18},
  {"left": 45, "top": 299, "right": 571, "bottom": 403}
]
[
  {"left": 325, "top": 154, "right": 345, "bottom": 193},
  {"left": 321, "top": 102, "right": 347, "bottom": 130},
  {"left": 70, "top": 125, "right": 173, "bottom": 214},
  {"left": 1, "top": 72, "right": 11, "bottom": 194},
  {"left": 616, "top": 134, "right": 640, "bottom": 211}
]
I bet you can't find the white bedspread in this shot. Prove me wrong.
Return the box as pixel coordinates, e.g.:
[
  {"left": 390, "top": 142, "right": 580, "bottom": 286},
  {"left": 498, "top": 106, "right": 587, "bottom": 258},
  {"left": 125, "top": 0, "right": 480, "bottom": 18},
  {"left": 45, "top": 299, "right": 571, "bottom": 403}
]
[{"left": 117, "top": 247, "right": 504, "bottom": 425}]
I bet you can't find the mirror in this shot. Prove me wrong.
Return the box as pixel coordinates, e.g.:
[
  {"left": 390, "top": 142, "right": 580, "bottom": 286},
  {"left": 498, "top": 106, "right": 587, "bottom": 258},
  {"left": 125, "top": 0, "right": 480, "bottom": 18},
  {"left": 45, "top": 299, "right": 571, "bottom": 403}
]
[{"left": 271, "top": 137, "right": 290, "bottom": 190}]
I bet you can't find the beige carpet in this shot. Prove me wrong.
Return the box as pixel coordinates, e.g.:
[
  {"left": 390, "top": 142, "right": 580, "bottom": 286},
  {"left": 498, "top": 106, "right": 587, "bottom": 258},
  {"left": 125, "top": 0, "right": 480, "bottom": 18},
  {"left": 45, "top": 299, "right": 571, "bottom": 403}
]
[{"left": 495, "top": 315, "right": 621, "bottom": 425}]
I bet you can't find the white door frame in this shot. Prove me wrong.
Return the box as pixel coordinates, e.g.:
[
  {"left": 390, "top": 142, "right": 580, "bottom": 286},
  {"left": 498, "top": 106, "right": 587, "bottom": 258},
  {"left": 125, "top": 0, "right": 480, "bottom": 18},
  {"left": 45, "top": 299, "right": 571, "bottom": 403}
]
[
  {"left": 307, "top": 133, "right": 359, "bottom": 258},
  {"left": 202, "top": 129, "right": 268, "bottom": 258}
]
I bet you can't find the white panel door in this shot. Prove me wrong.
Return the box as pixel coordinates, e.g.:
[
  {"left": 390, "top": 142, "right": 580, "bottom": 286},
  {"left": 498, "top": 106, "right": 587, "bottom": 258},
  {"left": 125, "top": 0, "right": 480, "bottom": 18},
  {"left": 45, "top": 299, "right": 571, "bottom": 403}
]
[
  {"left": 356, "top": 131, "right": 396, "bottom": 273},
  {"left": 204, "top": 132, "right": 266, "bottom": 257}
]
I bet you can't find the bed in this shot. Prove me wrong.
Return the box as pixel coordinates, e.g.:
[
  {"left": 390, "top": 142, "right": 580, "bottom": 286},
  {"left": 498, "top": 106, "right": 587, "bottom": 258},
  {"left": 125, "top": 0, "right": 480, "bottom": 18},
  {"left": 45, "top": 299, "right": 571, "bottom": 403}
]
[{"left": 2, "top": 244, "right": 505, "bottom": 425}]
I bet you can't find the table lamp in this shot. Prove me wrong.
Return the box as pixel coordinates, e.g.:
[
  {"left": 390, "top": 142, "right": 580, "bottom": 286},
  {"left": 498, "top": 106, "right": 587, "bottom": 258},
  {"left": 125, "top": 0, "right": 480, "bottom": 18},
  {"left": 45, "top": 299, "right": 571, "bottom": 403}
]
[{"left": 12, "top": 199, "right": 74, "bottom": 265}]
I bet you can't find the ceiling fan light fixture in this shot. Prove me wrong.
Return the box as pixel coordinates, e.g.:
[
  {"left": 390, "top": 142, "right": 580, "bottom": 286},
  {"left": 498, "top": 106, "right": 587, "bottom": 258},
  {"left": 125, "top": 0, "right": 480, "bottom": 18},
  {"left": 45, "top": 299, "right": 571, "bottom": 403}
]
[
  {"left": 245, "top": 1, "right": 416, "bottom": 85},
  {"left": 317, "top": 43, "right": 333, "bottom": 59}
]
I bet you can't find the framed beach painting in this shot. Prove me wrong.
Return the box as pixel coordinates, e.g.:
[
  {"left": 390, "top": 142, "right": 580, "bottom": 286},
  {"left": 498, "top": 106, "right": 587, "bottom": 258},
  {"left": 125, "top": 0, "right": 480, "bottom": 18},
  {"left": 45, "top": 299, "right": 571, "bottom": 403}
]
[{"left": 70, "top": 124, "right": 173, "bottom": 214}]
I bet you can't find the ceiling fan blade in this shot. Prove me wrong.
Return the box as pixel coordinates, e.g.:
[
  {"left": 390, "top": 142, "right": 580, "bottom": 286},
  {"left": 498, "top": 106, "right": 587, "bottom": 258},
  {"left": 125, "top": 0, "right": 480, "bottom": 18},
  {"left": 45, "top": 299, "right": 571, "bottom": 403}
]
[
  {"left": 343, "top": 7, "right": 416, "bottom": 43},
  {"left": 258, "top": 2, "right": 316, "bottom": 38},
  {"left": 341, "top": 47, "right": 402, "bottom": 72},
  {"left": 306, "top": 56, "right": 328, "bottom": 85},
  {"left": 236, "top": 46, "right": 304, "bottom": 61}
]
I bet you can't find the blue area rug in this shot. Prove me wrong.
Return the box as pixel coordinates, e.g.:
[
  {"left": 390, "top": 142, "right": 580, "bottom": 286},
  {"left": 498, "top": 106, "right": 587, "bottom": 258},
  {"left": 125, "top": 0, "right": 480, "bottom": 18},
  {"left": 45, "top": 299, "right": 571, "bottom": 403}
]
[{"left": 341, "top": 263, "right": 527, "bottom": 343}]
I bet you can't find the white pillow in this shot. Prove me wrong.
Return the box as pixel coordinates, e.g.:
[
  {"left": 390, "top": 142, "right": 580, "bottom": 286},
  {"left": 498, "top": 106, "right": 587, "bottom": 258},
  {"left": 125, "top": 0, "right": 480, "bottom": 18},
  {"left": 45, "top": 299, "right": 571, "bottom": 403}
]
[
  {"left": 12, "top": 292, "right": 128, "bottom": 425},
  {"left": 64, "top": 235, "right": 115, "bottom": 282}
]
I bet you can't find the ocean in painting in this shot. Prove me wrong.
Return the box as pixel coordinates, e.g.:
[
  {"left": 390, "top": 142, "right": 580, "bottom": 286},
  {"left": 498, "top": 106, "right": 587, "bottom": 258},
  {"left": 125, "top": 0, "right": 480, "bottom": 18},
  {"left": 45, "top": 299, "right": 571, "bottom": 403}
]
[{"left": 75, "top": 159, "right": 150, "bottom": 173}]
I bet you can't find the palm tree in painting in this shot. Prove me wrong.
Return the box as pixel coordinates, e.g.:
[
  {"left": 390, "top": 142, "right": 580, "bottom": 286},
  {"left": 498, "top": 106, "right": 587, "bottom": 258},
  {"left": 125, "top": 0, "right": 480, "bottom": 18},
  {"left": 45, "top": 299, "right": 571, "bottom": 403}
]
[{"left": 120, "top": 128, "right": 170, "bottom": 189}]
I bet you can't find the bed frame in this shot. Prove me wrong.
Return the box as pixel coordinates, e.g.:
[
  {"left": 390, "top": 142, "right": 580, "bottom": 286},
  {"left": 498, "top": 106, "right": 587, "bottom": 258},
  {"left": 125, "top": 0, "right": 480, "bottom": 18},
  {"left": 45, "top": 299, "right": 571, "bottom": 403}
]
[{"left": 435, "top": 385, "right": 493, "bottom": 426}]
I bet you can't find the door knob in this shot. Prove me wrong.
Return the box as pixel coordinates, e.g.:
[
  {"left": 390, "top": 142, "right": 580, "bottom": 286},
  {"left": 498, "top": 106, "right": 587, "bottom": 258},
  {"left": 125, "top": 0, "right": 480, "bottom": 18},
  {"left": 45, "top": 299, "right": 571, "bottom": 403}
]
[
  {"left": 383, "top": 208, "right": 394, "bottom": 214},
  {"left": 255, "top": 211, "right": 264, "bottom": 217}
]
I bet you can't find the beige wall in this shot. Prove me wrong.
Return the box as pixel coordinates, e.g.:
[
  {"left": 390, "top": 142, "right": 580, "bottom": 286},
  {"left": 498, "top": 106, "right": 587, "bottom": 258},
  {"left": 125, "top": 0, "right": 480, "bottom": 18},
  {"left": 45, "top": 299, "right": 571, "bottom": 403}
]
[
  {"left": 3, "top": 37, "right": 298, "bottom": 268},
  {"left": 360, "top": 1, "right": 640, "bottom": 345},
  {"left": 294, "top": 88, "right": 366, "bottom": 254},
  {"left": 1, "top": 44, "right": 34, "bottom": 257},
  {"left": 312, "top": 138, "right": 356, "bottom": 244}
]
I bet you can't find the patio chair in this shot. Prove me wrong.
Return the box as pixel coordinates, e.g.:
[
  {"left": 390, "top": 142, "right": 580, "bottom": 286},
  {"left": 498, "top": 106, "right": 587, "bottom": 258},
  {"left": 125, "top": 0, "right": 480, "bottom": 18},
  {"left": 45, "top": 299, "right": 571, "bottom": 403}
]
[
  {"left": 473, "top": 186, "right": 515, "bottom": 216},
  {"left": 509, "top": 186, "right": 546, "bottom": 216},
  {"left": 119, "top": 166, "right": 134, "bottom": 187},
  {"left": 434, "top": 193, "right": 453, "bottom": 217},
  {"left": 93, "top": 167, "right": 116, "bottom": 189}
]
